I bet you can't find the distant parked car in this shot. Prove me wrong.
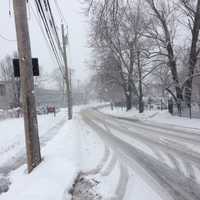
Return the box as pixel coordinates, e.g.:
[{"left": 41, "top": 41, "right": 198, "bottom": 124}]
[
  {"left": 37, "top": 106, "right": 47, "bottom": 115},
  {"left": 47, "top": 106, "right": 56, "bottom": 116}
]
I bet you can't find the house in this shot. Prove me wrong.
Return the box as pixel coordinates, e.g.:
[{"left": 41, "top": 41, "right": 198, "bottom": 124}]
[
  {"left": 35, "top": 87, "right": 65, "bottom": 107},
  {"left": 0, "top": 81, "right": 15, "bottom": 109},
  {"left": 0, "top": 81, "right": 66, "bottom": 109}
]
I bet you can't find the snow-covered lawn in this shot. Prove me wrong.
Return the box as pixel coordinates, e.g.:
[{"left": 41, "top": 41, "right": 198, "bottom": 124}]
[
  {"left": 101, "top": 107, "right": 200, "bottom": 130},
  {"left": 0, "top": 110, "right": 66, "bottom": 167},
  {"left": 0, "top": 118, "right": 80, "bottom": 200},
  {"left": 148, "top": 110, "right": 200, "bottom": 130}
]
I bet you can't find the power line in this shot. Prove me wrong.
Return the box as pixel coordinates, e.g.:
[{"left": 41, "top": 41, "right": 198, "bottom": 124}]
[
  {"left": 53, "top": 0, "right": 68, "bottom": 24},
  {"left": 0, "top": 33, "right": 16, "bottom": 42},
  {"left": 30, "top": 2, "right": 64, "bottom": 75},
  {"left": 30, "top": 0, "right": 68, "bottom": 77},
  {"left": 34, "top": 0, "right": 63, "bottom": 70},
  {"left": 46, "top": 0, "right": 63, "bottom": 53},
  {"left": 38, "top": 0, "right": 63, "bottom": 62}
]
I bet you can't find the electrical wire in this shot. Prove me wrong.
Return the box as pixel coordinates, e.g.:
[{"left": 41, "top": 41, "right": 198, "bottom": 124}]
[
  {"left": 32, "top": 0, "right": 70, "bottom": 78},
  {"left": 34, "top": 0, "right": 63, "bottom": 69},
  {"left": 39, "top": 0, "right": 63, "bottom": 61},
  {"left": 30, "top": 2, "right": 64, "bottom": 75},
  {"left": 46, "top": 0, "right": 63, "bottom": 53},
  {"left": 53, "top": 0, "right": 68, "bottom": 24},
  {"left": 0, "top": 33, "right": 16, "bottom": 42}
]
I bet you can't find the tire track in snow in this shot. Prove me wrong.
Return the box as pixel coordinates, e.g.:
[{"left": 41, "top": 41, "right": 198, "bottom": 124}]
[
  {"left": 103, "top": 123, "right": 129, "bottom": 200},
  {"left": 114, "top": 164, "right": 129, "bottom": 200},
  {"left": 82, "top": 110, "right": 200, "bottom": 200},
  {"left": 166, "top": 153, "right": 182, "bottom": 173},
  {"left": 108, "top": 114, "right": 200, "bottom": 145},
  {"left": 81, "top": 113, "right": 130, "bottom": 200},
  {"left": 184, "top": 161, "right": 196, "bottom": 180},
  {"left": 91, "top": 111, "right": 200, "bottom": 166},
  {"left": 81, "top": 145, "right": 110, "bottom": 176},
  {"left": 100, "top": 153, "right": 117, "bottom": 177}
]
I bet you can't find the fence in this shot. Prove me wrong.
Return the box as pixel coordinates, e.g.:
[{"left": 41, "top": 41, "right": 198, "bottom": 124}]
[
  {"left": 169, "top": 101, "right": 200, "bottom": 119},
  {"left": 0, "top": 108, "right": 22, "bottom": 121}
]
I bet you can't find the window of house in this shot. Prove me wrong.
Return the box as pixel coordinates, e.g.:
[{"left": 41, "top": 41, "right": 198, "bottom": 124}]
[{"left": 0, "top": 84, "right": 6, "bottom": 96}]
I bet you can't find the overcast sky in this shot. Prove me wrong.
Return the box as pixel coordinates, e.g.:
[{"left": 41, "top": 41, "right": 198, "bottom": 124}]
[{"left": 0, "top": 0, "right": 91, "bottom": 86}]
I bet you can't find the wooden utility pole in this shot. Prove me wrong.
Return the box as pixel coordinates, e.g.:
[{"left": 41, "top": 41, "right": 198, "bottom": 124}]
[
  {"left": 13, "top": 0, "right": 41, "bottom": 173},
  {"left": 61, "top": 24, "right": 72, "bottom": 120}
]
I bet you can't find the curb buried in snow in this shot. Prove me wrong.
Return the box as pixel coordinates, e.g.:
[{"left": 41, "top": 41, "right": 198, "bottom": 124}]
[{"left": 74, "top": 126, "right": 130, "bottom": 200}]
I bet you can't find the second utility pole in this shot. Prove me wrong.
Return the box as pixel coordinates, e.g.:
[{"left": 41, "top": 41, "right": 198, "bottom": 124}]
[
  {"left": 62, "top": 24, "right": 72, "bottom": 120},
  {"left": 13, "top": 0, "right": 41, "bottom": 173}
]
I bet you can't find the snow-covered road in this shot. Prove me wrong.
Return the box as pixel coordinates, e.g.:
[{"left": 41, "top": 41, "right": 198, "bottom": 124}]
[{"left": 81, "top": 108, "right": 200, "bottom": 200}]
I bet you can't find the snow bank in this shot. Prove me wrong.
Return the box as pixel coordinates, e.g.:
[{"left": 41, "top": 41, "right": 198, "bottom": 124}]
[
  {"left": 0, "top": 119, "right": 81, "bottom": 200},
  {"left": 0, "top": 110, "right": 66, "bottom": 166},
  {"left": 150, "top": 110, "right": 200, "bottom": 130},
  {"left": 101, "top": 107, "right": 158, "bottom": 120},
  {"left": 101, "top": 107, "right": 200, "bottom": 130}
]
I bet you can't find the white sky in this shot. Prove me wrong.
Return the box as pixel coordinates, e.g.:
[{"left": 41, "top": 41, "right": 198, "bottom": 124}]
[{"left": 0, "top": 0, "right": 91, "bottom": 85}]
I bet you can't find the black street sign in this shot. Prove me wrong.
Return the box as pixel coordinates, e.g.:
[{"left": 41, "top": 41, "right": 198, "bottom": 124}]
[{"left": 13, "top": 58, "right": 40, "bottom": 77}]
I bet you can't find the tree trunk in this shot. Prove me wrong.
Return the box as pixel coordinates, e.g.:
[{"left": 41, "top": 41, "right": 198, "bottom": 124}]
[
  {"left": 175, "top": 85, "right": 183, "bottom": 115},
  {"left": 125, "top": 93, "right": 132, "bottom": 111},
  {"left": 184, "top": 0, "right": 200, "bottom": 107},
  {"left": 125, "top": 81, "right": 132, "bottom": 111},
  {"left": 137, "top": 51, "right": 144, "bottom": 113}
]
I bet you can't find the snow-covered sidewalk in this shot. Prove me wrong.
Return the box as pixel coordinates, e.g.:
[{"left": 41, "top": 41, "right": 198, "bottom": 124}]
[
  {"left": 0, "top": 117, "right": 81, "bottom": 200},
  {"left": 0, "top": 110, "right": 66, "bottom": 167}
]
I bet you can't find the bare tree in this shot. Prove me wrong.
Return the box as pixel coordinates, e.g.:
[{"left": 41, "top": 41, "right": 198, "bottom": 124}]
[
  {"left": 179, "top": 0, "right": 200, "bottom": 107},
  {"left": 90, "top": 49, "right": 127, "bottom": 103},
  {"left": 85, "top": 0, "right": 200, "bottom": 115},
  {"left": 86, "top": 0, "right": 153, "bottom": 111},
  {"left": 144, "top": 0, "right": 200, "bottom": 112},
  {"left": 0, "top": 53, "right": 20, "bottom": 108},
  {"left": 144, "top": 0, "right": 184, "bottom": 113}
]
